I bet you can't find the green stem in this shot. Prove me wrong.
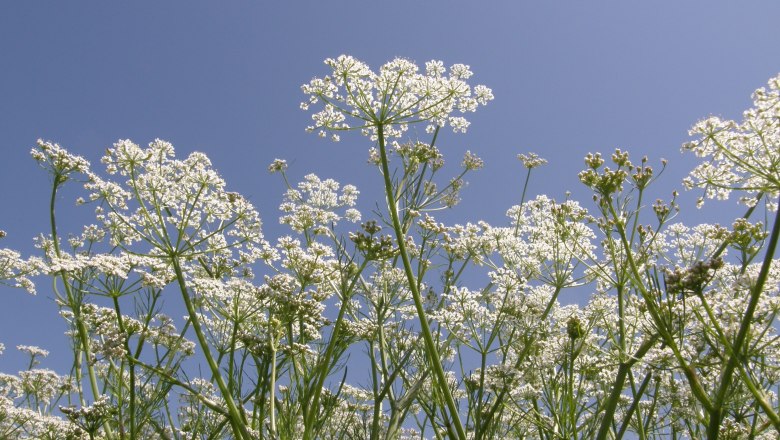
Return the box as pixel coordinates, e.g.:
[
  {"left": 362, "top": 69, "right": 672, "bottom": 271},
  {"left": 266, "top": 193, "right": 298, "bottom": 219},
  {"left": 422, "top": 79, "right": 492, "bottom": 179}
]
[
  {"left": 709, "top": 194, "right": 780, "bottom": 438},
  {"left": 369, "top": 339, "right": 381, "bottom": 440},
  {"left": 171, "top": 257, "right": 251, "bottom": 440},
  {"left": 606, "top": 200, "right": 714, "bottom": 411},
  {"left": 49, "top": 176, "right": 116, "bottom": 440},
  {"left": 376, "top": 124, "right": 467, "bottom": 440},
  {"left": 595, "top": 336, "right": 657, "bottom": 440},
  {"left": 617, "top": 371, "right": 653, "bottom": 440},
  {"left": 269, "top": 325, "right": 278, "bottom": 437},
  {"left": 111, "top": 296, "right": 135, "bottom": 439},
  {"left": 302, "top": 259, "right": 368, "bottom": 438},
  {"left": 513, "top": 166, "right": 533, "bottom": 236}
]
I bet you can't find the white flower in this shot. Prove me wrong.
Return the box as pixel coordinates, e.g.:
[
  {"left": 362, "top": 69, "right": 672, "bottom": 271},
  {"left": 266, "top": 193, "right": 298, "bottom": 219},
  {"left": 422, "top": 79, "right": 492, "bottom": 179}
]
[
  {"left": 684, "top": 73, "right": 780, "bottom": 207},
  {"left": 16, "top": 345, "right": 49, "bottom": 359},
  {"left": 517, "top": 152, "right": 548, "bottom": 169},
  {"left": 302, "top": 55, "right": 493, "bottom": 141},
  {"left": 86, "top": 140, "right": 272, "bottom": 269},
  {"left": 279, "top": 174, "right": 360, "bottom": 233},
  {"left": 0, "top": 248, "right": 39, "bottom": 295},
  {"left": 30, "top": 139, "right": 90, "bottom": 178}
]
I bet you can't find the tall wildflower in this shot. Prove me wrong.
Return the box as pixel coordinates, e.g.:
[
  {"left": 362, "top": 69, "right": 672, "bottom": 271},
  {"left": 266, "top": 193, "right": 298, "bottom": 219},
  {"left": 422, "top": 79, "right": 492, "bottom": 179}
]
[
  {"left": 677, "top": 73, "right": 780, "bottom": 438},
  {"left": 302, "top": 56, "right": 492, "bottom": 440},
  {"left": 83, "top": 139, "right": 273, "bottom": 440}
]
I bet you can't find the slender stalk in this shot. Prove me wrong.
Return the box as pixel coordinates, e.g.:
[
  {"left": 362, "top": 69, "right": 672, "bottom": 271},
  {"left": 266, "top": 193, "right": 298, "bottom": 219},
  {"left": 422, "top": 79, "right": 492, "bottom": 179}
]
[
  {"left": 369, "top": 338, "right": 381, "bottom": 440},
  {"left": 595, "top": 336, "right": 658, "bottom": 440},
  {"left": 171, "top": 257, "right": 252, "bottom": 440},
  {"left": 474, "top": 350, "right": 488, "bottom": 436},
  {"left": 513, "top": 166, "right": 534, "bottom": 236},
  {"left": 302, "top": 258, "right": 368, "bottom": 438},
  {"left": 111, "top": 296, "right": 135, "bottom": 439},
  {"left": 376, "top": 124, "right": 467, "bottom": 440},
  {"left": 49, "top": 176, "right": 116, "bottom": 440},
  {"left": 619, "top": 372, "right": 653, "bottom": 439},
  {"left": 269, "top": 323, "right": 278, "bottom": 437},
  {"left": 708, "top": 195, "right": 780, "bottom": 438}
]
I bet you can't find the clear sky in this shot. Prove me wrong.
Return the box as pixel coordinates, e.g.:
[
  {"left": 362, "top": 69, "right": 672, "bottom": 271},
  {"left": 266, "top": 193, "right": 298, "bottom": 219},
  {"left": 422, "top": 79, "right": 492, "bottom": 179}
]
[{"left": 1, "top": 1, "right": 779, "bottom": 371}]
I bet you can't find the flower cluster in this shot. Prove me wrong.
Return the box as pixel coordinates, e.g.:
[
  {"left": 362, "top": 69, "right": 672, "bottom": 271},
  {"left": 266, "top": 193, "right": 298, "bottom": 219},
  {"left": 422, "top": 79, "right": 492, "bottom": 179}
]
[
  {"left": 302, "top": 55, "right": 493, "bottom": 140},
  {"left": 30, "top": 139, "right": 90, "bottom": 181},
  {"left": 0, "top": 248, "right": 39, "bottom": 294},
  {"left": 0, "top": 346, "right": 81, "bottom": 439},
  {"left": 683, "top": 74, "right": 780, "bottom": 207},
  {"left": 279, "top": 173, "right": 361, "bottom": 233},
  {"left": 86, "top": 139, "right": 273, "bottom": 270},
  {"left": 517, "top": 152, "right": 547, "bottom": 169}
]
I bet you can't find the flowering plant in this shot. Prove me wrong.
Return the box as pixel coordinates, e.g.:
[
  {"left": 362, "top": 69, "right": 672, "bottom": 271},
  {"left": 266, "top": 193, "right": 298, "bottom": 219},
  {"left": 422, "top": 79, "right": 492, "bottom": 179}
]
[{"left": 0, "top": 57, "right": 779, "bottom": 440}]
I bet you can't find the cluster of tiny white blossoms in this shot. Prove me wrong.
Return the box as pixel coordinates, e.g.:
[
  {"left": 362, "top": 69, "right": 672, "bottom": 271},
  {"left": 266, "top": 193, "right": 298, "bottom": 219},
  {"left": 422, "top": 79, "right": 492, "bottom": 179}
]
[
  {"left": 85, "top": 139, "right": 273, "bottom": 268},
  {"left": 657, "top": 222, "right": 730, "bottom": 266},
  {"left": 301, "top": 55, "right": 494, "bottom": 140},
  {"left": 279, "top": 173, "right": 361, "bottom": 233},
  {"left": 30, "top": 224, "right": 182, "bottom": 293},
  {"left": 30, "top": 139, "right": 90, "bottom": 179},
  {"left": 517, "top": 152, "right": 548, "bottom": 169},
  {"left": 177, "top": 379, "right": 230, "bottom": 438},
  {"left": 0, "top": 247, "right": 39, "bottom": 294},
  {"left": 60, "top": 395, "right": 116, "bottom": 438},
  {"left": 433, "top": 285, "right": 501, "bottom": 343},
  {"left": 259, "top": 241, "right": 334, "bottom": 341},
  {"left": 190, "top": 277, "right": 273, "bottom": 352},
  {"left": 505, "top": 195, "right": 596, "bottom": 285},
  {"left": 0, "top": 196, "right": 41, "bottom": 296},
  {"left": 683, "top": 73, "right": 780, "bottom": 207},
  {"left": 0, "top": 396, "right": 84, "bottom": 439},
  {"left": 439, "top": 196, "right": 595, "bottom": 286},
  {"left": 0, "top": 344, "right": 83, "bottom": 439},
  {"left": 60, "top": 303, "right": 195, "bottom": 360},
  {"left": 344, "top": 265, "right": 417, "bottom": 337}
]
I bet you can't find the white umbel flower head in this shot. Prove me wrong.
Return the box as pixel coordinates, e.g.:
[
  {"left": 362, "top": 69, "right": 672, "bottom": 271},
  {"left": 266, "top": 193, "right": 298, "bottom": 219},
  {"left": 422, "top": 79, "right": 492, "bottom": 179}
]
[
  {"left": 302, "top": 55, "right": 493, "bottom": 141},
  {"left": 683, "top": 73, "right": 780, "bottom": 208}
]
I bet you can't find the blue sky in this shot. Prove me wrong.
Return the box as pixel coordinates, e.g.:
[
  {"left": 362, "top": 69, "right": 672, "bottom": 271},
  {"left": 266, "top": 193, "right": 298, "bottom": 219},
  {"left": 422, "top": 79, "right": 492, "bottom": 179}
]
[{"left": 1, "top": 2, "right": 779, "bottom": 370}]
